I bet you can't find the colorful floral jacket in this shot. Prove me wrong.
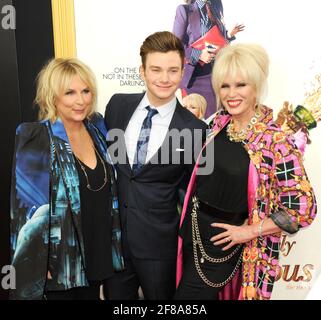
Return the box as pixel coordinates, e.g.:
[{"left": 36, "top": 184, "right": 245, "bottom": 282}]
[
  {"left": 176, "top": 106, "right": 317, "bottom": 300},
  {"left": 10, "top": 113, "right": 124, "bottom": 300}
]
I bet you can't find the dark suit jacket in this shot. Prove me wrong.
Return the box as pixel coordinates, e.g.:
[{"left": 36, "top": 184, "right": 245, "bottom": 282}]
[{"left": 105, "top": 93, "right": 207, "bottom": 260}]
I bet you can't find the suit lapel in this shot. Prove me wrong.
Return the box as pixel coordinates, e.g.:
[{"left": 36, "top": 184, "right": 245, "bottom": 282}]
[
  {"left": 119, "top": 94, "right": 144, "bottom": 131},
  {"left": 117, "top": 93, "right": 145, "bottom": 177},
  {"left": 168, "top": 101, "right": 187, "bottom": 132},
  {"left": 47, "top": 120, "right": 86, "bottom": 261}
]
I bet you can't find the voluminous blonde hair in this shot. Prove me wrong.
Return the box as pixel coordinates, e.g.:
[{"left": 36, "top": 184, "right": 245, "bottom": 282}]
[
  {"left": 182, "top": 93, "right": 207, "bottom": 119},
  {"left": 35, "top": 58, "right": 97, "bottom": 122},
  {"left": 212, "top": 43, "right": 269, "bottom": 110}
]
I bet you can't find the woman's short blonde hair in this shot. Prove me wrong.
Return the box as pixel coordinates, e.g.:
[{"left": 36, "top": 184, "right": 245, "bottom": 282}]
[
  {"left": 35, "top": 58, "right": 97, "bottom": 122},
  {"left": 212, "top": 43, "right": 269, "bottom": 110},
  {"left": 182, "top": 93, "right": 207, "bottom": 119}
]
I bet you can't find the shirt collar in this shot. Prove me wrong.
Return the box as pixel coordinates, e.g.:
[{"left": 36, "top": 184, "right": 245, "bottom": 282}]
[{"left": 138, "top": 93, "right": 176, "bottom": 118}]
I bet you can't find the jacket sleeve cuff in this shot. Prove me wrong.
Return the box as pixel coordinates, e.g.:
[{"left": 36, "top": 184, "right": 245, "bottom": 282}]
[
  {"left": 270, "top": 211, "right": 299, "bottom": 234},
  {"left": 190, "top": 48, "right": 202, "bottom": 65}
]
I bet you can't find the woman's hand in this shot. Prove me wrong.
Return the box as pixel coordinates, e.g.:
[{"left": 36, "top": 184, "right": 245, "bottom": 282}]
[
  {"left": 199, "top": 48, "right": 216, "bottom": 64},
  {"left": 229, "top": 23, "right": 245, "bottom": 38},
  {"left": 210, "top": 219, "right": 255, "bottom": 251}
]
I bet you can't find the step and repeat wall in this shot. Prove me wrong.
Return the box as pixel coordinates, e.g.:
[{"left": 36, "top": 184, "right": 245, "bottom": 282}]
[{"left": 73, "top": 0, "right": 321, "bottom": 299}]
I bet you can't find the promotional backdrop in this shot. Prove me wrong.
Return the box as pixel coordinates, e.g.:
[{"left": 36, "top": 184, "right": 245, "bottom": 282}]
[{"left": 74, "top": 0, "right": 321, "bottom": 299}]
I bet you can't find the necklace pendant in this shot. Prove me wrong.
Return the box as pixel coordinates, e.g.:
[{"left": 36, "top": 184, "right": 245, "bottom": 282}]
[
  {"left": 74, "top": 145, "right": 108, "bottom": 192},
  {"left": 251, "top": 118, "right": 257, "bottom": 125},
  {"left": 227, "top": 110, "right": 262, "bottom": 143}
]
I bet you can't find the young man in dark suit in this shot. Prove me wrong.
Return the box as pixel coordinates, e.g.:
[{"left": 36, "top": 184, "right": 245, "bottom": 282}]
[{"left": 104, "top": 31, "right": 207, "bottom": 300}]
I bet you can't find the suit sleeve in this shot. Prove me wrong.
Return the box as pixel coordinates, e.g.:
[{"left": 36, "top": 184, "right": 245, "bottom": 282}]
[
  {"left": 173, "top": 5, "right": 200, "bottom": 66},
  {"left": 104, "top": 95, "right": 116, "bottom": 130},
  {"left": 10, "top": 123, "right": 51, "bottom": 300},
  {"left": 173, "top": 5, "right": 188, "bottom": 43}
]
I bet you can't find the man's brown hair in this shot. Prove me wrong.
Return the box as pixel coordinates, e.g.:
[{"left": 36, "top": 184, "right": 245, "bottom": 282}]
[{"left": 140, "top": 31, "right": 185, "bottom": 68}]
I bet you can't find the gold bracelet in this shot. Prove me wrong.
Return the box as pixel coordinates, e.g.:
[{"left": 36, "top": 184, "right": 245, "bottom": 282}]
[{"left": 258, "top": 219, "right": 265, "bottom": 238}]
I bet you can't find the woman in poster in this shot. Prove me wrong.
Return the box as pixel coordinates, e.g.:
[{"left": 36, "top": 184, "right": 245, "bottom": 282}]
[{"left": 173, "top": 0, "right": 244, "bottom": 118}]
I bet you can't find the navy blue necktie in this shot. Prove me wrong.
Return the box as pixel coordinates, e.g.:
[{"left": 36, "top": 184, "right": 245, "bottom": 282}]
[{"left": 132, "top": 106, "right": 158, "bottom": 174}]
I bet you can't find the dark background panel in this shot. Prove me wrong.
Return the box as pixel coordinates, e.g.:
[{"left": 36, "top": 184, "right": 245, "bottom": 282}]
[
  {"left": 0, "top": 0, "right": 21, "bottom": 301},
  {"left": 13, "top": 0, "right": 55, "bottom": 121},
  {"left": 0, "top": 0, "right": 54, "bottom": 299}
]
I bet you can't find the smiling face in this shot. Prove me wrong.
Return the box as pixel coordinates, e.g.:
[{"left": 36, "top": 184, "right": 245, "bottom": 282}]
[
  {"left": 219, "top": 72, "right": 257, "bottom": 121},
  {"left": 140, "top": 51, "right": 183, "bottom": 107},
  {"left": 55, "top": 76, "right": 93, "bottom": 125}
]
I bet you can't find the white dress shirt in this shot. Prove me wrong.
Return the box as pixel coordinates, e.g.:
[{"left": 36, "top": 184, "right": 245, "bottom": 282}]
[{"left": 125, "top": 94, "right": 176, "bottom": 167}]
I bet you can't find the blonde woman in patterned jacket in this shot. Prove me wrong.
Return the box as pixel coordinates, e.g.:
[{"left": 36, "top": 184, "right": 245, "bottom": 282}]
[{"left": 175, "top": 43, "right": 317, "bottom": 300}]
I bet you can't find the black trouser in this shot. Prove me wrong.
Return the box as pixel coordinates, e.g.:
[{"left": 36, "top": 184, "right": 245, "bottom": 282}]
[
  {"left": 174, "top": 245, "right": 242, "bottom": 300},
  {"left": 45, "top": 282, "right": 101, "bottom": 300},
  {"left": 104, "top": 257, "right": 176, "bottom": 300}
]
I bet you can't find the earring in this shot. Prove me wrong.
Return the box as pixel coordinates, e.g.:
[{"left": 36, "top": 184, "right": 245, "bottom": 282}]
[{"left": 254, "top": 103, "right": 261, "bottom": 117}]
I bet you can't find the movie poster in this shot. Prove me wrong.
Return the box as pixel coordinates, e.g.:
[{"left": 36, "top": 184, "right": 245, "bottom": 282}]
[{"left": 74, "top": 0, "right": 321, "bottom": 299}]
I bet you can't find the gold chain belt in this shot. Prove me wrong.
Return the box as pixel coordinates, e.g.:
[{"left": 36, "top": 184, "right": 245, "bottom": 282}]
[{"left": 191, "top": 196, "right": 243, "bottom": 288}]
